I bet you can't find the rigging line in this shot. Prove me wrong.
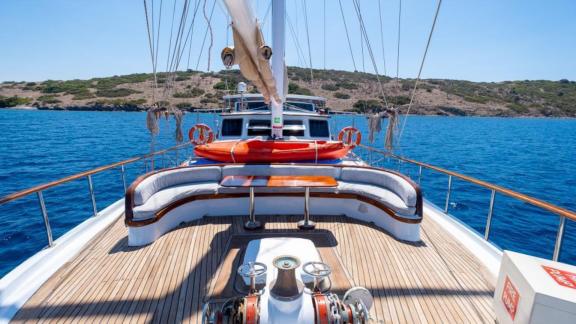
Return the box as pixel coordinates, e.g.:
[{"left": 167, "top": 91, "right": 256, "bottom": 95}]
[
  {"left": 262, "top": 0, "right": 272, "bottom": 29},
  {"left": 143, "top": 0, "right": 158, "bottom": 102},
  {"left": 286, "top": 13, "right": 308, "bottom": 69},
  {"left": 301, "top": 0, "right": 314, "bottom": 82},
  {"left": 165, "top": 0, "right": 178, "bottom": 73},
  {"left": 194, "top": 0, "right": 216, "bottom": 71},
  {"left": 169, "top": 0, "right": 191, "bottom": 74},
  {"left": 185, "top": 0, "right": 202, "bottom": 70},
  {"left": 377, "top": 0, "right": 387, "bottom": 76},
  {"left": 351, "top": 0, "right": 390, "bottom": 110},
  {"left": 172, "top": 0, "right": 202, "bottom": 85},
  {"left": 154, "top": 0, "right": 163, "bottom": 80},
  {"left": 395, "top": 0, "right": 402, "bottom": 103},
  {"left": 165, "top": 0, "right": 191, "bottom": 96},
  {"left": 323, "top": 0, "right": 326, "bottom": 71},
  {"left": 337, "top": 0, "right": 357, "bottom": 72},
  {"left": 398, "top": 0, "right": 443, "bottom": 143},
  {"left": 359, "top": 0, "right": 365, "bottom": 73},
  {"left": 203, "top": 0, "right": 214, "bottom": 71},
  {"left": 171, "top": 0, "right": 200, "bottom": 87}
]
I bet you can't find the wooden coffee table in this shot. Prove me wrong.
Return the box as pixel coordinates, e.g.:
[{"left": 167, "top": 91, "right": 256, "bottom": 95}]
[{"left": 220, "top": 175, "right": 338, "bottom": 230}]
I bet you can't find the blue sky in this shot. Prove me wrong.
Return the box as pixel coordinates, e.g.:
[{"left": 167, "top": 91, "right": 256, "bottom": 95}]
[{"left": 0, "top": 0, "right": 575, "bottom": 82}]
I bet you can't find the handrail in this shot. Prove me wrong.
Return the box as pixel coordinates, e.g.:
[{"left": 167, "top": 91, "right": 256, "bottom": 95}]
[
  {"left": 0, "top": 142, "right": 192, "bottom": 205},
  {"left": 359, "top": 144, "right": 574, "bottom": 262},
  {"left": 360, "top": 144, "right": 576, "bottom": 222}
]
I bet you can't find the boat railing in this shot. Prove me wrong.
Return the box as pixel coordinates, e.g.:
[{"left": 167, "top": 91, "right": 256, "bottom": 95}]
[
  {"left": 358, "top": 144, "right": 576, "bottom": 262},
  {"left": 0, "top": 142, "right": 194, "bottom": 248}
]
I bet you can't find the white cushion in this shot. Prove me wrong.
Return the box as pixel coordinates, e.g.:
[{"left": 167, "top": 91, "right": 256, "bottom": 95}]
[
  {"left": 221, "top": 165, "right": 341, "bottom": 178},
  {"left": 133, "top": 182, "right": 218, "bottom": 220},
  {"left": 134, "top": 166, "right": 221, "bottom": 206},
  {"left": 340, "top": 168, "right": 417, "bottom": 207},
  {"left": 337, "top": 181, "right": 416, "bottom": 216}
]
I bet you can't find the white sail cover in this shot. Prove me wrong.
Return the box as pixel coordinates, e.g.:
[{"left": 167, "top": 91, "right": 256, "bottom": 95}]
[{"left": 224, "top": 0, "right": 279, "bottom": 104}]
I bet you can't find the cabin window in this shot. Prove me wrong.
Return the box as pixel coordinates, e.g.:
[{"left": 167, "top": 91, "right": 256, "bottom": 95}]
[
  {"left": 236, "top": 101, "right": 269, "bottom": 111},
  {"left": 221, "top": 118, "right": 243, "bottom": 136},
  {"left": 247, "top": 120, "right": 271, "bottom": 136},
  {"left": 309, "top": 120, "right": 329, "bottom": 138},
  {"left": 283, "top": 120, "right": 305, "bottom": 137},
  {"left": 285, "top": 102, "right": 314, "bottom": 111},
  {"left": 247, "top": 119, "right": 306, "bottom": 137}
]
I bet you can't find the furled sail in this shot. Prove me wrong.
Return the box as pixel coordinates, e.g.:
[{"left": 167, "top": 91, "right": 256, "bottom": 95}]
[{"left": 223, "top": 0, "right": 279, "bottom": 104}]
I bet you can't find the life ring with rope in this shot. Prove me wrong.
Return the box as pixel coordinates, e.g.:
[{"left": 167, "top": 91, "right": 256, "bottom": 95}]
[
  {"left": 338, "top": 127, "right": 362, "bottom": 148},
  {"left": 188, "top": 124, "right": 214, "bottom": 145}
]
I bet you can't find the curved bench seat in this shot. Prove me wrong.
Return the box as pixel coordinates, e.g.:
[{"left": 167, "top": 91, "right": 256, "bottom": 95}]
[
  {"left": 125, "top": 164, "right": 423, "bottom": 246},
  {"left": 132, "top": 182, "right": 219, "bottom": 221}
]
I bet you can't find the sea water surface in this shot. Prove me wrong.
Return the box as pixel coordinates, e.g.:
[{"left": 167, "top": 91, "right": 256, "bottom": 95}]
[{"left": 0, "top": 109, "right": 575, "bottom": 277}]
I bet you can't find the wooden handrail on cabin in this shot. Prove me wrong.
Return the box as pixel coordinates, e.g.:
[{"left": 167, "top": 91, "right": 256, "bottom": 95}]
[
  {"left": 0, "top": 142, "right": 192, "bottom": 205},
  {"left": 359, "top": 144, "right": 576, "bottom": 222}
]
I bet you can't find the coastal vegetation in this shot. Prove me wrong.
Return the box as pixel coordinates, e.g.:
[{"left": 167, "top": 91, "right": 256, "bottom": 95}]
[{"left": 0, "top": 67, "right": 575, "bottom": 117}]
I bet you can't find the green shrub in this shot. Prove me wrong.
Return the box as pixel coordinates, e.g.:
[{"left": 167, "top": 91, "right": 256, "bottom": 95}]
[
  {"left": 96, "top": 88, "right": 139, "bottom": 98},
  {"left": 352, "top": 99, "right": 383, "bottom": 113},
  {"left": 334, "top": 92, "right": 350, "bottom": 99},
  {"left": 391, "top": 96, "right": 411, "bottom": 105},
  {"left": 463, "top": 95, "right": 489, "bottom": 104},
  {"left": 0, "top": 95, "right": 33, "bottom": 107},
  {"left": 72, "top": 92, "right": 96, "bottom": 100},
  {"left": 200, "top": 97, "right": 219, "bottom": 104},
  {"left": 213, "top": 81, "right": 228, "bottom": 90},
  {"left": 288, "top": 82, "right": 314, "bottom": 96},
  {"left": 90, "top": 98, "right": 146, "bottom": 107},
  {"left": 173, "top": 87, "right": 204, "bottom": 98},
  {"left": 507, "top": 103, "right": 529, "bottom": 113},
  {"left": 176, "top": 102, "right": 194, "bottom": 110},
  {"left": 335, "top": 81, "right": 358, "bottom": 90},
  {"left": 175, "top": 76, "right": 189, "bottom": 81},
  {"left": 37, "top": 95, "right": 61, "bottom": 104},
  {"left": 321, "top": 83, "right": 339, "bottom": 91}
]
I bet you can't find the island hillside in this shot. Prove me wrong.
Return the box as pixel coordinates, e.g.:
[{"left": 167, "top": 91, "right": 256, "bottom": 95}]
[{"left": 1, "top": 67, "right": 574, "bottom": 117}]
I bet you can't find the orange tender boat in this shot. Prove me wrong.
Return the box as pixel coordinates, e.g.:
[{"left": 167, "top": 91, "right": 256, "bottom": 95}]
[{"left": 194, "top": 140, "right": 351, "bottom": 163}]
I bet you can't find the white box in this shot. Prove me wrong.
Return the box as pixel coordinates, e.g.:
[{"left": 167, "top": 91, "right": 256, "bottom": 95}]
[{"left": 494, "top": 251, "right": 576, "bottom": 324}]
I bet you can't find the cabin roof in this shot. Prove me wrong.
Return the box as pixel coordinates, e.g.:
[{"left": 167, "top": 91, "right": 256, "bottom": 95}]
[
  {"left": 220, "top": 111, "right": 329, "bottom": 118},
  {"left": 223, "top": 93, "right": 326, "bottom": 102}
]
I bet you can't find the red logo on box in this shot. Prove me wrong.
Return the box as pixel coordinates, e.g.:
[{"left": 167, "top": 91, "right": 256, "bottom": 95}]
[
  {"left": 542, "top": 265, "right": 576, "bottom": 289},
  {"left": 502, "top": 276, "right": 520, "bottom": 320}
]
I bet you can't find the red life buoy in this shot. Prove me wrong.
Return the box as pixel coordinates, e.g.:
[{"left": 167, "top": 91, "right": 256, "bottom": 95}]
[
  {"left": 338, "top": 127, "right": 362, "bottom": 148},
  {"left": 188, "top": 124, "right": 214, "bottom": 145}
]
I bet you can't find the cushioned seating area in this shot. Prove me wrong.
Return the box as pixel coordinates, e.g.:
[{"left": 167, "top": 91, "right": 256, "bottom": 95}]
[
  {"left": 128, "top": 164, "right": 421, "bottom": 222},
  {"left": 133, "top": 166, "right": 221, "bottom": 206},
  {"left": 340, "top": 167, "right": 417, "bottom": 207},
  {"left": 133, "top": 182, "right": 219, "bottom": 220},
  {"left": 336, "top": 182, "right": 416, "bottom": 216}
]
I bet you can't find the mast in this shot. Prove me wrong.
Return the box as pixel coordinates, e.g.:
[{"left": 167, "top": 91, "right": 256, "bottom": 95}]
[{"left": 270, "top": 0, "right": 285, "bottom": 139}]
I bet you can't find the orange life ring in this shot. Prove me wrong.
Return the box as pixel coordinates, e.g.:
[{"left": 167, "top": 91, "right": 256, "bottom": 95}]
[
  {"left": 188, "top": 124, "right": 214, "bottom": 145},
  {"left": 338, "top": 127, "right": 362, "bottom": 148}
]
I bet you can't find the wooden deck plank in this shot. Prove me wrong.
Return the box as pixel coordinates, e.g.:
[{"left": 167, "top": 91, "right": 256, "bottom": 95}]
[{"left": 12, "top": 213, "right": 495, "bottom": 324}]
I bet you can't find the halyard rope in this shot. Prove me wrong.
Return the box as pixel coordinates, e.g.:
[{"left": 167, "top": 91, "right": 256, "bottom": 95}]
[{"left": 398, "top": 0, "right": 443, "bottom": 144}]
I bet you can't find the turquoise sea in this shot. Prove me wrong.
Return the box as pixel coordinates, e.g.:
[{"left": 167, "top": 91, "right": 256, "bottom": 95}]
[{"left": 0, "top": 109, "right": 575, "bottom": 277}]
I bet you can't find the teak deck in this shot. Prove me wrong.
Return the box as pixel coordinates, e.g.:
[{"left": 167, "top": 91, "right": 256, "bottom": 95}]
[{"left": 12, "top": 215, "right": 496, "bottom": 323}]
